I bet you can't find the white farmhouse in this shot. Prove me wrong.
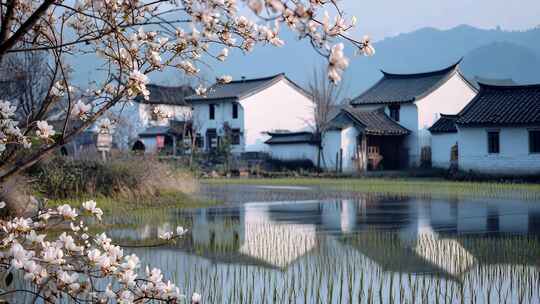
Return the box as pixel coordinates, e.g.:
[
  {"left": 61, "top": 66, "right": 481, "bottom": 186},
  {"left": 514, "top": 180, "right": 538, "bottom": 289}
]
[
  {"left": 454, "top": 83, "right": 540, "bottom": 175},
  {"left": 322, "top": 61, "right": 477, "bottom": 173},
  {"left": 186, "top": 74, "right": 313, "bottom": 153},
  {"left": 112, "top": 84, "right": 194, "bottom": 153}
]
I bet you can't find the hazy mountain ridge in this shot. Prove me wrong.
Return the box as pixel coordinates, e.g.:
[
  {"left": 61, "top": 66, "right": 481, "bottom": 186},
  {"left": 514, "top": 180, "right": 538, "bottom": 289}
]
[{"left": 72, "top": 25, "right": 540, "bottom": 98}]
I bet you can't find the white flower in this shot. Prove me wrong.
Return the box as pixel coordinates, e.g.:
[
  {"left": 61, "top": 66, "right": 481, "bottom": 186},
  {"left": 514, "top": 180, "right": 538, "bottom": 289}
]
[
  {"left": 127, "top": 69, "right": 150, "bottom": 100},
  {"left": 42, "top": 243, "right": 64, "bottom": 264},
  {"left": 121, "top": 254, "right": 140, "bottom": 270},
  {"left": 328, "top": 43, "right": 349, "bottom": 83},
  {"left": 50, "top": 81, "right": 65, "bottom": 97},
  {"left": 36, "top": 120, "right": 55, "bottom": 139},
  {"left": 217, "top": 48, "right": 229, "bottom": 61},
  {"left": 26, "top": 230, "right": 46, "bottom": 244},
  {"left": 59, "top": 232, "right": 83, "bottom": 252},
  {"left": 176, "top": 226, "right": 188, "bottom": 236},
  {"left": 0, "top": 201, "right": 5, "bottom": 209},
  {"left": 195, "top": 85, "right": 207, "bottom": 96},
  {"left": 87, "top": 249, "right": 102, "bottom": 263},
  {"left": 217, "top": 75, "right": 233, "bottom": 84},
  {"left": 120, "top": 269, "right": 137, "bottom": 287},
  {"left": 158, "top": 231, "right": 173, "bottom": 240},
  {"left": 57, "top": 204, "right": 78, "bottom": 219},
  {"left": 58, "top": 271, "right": 80, "bottom": 292},
  {"left": 0, "top": 100, "right": 16, "bottom": 118},
  {"left": 192, "top": 292, "right": 202, "bottom": 303},
  {"left": 360, "top": 35, "right": 375, "bottom": 56},
  {"left": 119, "top": 290, "right": 134, "bottom": 304},
  {"left": 82, "top": 200, "right": 104, "bottom": 220},
  {"left": 71, "top": 100, "right": 91, "bottom": 120}
]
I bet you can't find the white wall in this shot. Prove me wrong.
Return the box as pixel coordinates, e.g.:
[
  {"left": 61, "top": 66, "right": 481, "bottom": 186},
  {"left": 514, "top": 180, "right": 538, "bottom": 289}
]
[
  {"left": 140, "top": 137, "right": 158, "bottom": 153},
  {"left": 192, "top": 100, "right": 245, "bottom": 153},
  {"left": 321, "top": 130, "right": 341, "bottom": 171},
  {"left": 241, "top": 79, "right": 313, "bottom": 152},
  {"left": 341, "top": 126, "right": 360, "bottom": 173},
  {"left": 458, "top": 126, "right": 540, "bottom": 175},
  {"left": 431, "top": 133, "right": 458, "bottom": 169},
  {"left": 414, "top": 73, "right": 477, "bottom": 165},
  {"left": 268, "top": 144, "right": 319, "bottom": 165}
]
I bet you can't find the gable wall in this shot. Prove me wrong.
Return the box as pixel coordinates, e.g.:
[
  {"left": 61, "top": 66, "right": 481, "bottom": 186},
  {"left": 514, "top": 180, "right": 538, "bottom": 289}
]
[
  {"left": 241, "top": 79, "right": 313, "bottom": 152},
  {"left": 413, "top": 73, "right": 477, "bottom": 166}
]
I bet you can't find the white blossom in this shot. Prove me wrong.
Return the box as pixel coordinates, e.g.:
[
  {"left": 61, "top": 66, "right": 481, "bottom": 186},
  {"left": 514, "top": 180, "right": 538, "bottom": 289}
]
[{"left": 36, "top": 121, "right": 55, "bottom": 139}]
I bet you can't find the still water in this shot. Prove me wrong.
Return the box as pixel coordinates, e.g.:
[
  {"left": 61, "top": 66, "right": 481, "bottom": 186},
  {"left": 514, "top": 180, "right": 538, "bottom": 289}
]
[{"left": 114, "top": 184, "right": 540, "bottom": 303}]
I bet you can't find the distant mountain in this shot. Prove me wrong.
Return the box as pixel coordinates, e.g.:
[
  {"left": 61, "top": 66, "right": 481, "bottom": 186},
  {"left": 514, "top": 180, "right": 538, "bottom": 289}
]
[{"left": 72, "top": 25, "right": 540, "bottom": 98}]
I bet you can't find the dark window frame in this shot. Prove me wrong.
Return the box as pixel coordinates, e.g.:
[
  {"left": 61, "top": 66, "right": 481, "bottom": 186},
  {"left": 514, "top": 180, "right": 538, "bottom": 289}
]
[
  {"left": 529, "top": 129, "right": 540, "bottom": 154},
  {"left": 232, "top": 102, "right": 239, "bottom": 119},
  {"left": 389, "top": 104, "right": 400, "bottom": 122},
  {"left": 209, "top": 104, "right": 216, "bottom": 120},
  {"left": 231, "top": 129, "right": 241, "bottom": 145},
  {"left": 487, "top": 130, "right": 500, "bottom": 154}
]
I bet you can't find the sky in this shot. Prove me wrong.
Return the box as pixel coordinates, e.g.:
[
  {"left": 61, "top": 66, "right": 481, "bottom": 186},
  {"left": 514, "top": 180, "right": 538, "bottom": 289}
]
[{"left": 343, "top": 0, "right": 540, "bottom": 40}]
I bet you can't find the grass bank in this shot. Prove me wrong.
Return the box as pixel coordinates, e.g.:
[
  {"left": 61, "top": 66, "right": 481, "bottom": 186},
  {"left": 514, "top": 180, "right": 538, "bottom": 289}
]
[{"left": 205, "top": 177, "right": 540, "bottom": 200}]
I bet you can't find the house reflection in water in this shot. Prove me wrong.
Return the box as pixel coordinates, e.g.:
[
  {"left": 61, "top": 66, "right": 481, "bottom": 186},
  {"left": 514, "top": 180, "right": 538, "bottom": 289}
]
[{"left": 186, "top": 194, "right": 540, "bottom": 278}]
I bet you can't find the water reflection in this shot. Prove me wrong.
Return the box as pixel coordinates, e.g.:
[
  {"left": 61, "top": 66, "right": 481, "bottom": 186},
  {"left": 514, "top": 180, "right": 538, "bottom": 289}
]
[{"left": 110, "top": 189, "right": 540, "bottom": 303}]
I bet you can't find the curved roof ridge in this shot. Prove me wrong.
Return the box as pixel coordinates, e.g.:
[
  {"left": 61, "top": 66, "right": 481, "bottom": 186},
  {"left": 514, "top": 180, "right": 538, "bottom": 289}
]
[
  {"left": 380, "top": 58, "right": 462, "bottom": 78},
  {"left": 228, "top": 73, "right": 284, "bottom": 83},
  {"left": 477, "top": 82, "right": 540, "bottom": 90}
]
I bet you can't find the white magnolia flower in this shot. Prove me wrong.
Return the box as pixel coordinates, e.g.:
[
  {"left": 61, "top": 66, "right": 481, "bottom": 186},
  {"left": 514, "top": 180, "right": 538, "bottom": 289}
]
[
  {"left": 122, "top": 254, "right": 140, "bottom": 270},
  {"left": 36, "top": 120, "right": 55, "bottom": 139},
  {"left": 0, "top": 201, "right": 5, "bottom": 209},
  {"left": 328, "top": 43, "right": 349, "bottom": 83},
  {"left": 360, "top": 35, "right": 375, "bottom": 56},
  {"left": 158, "top": 231, "right": 173, "bottom": 240},
  {"left": 127, "top": 69, "right": 150, "bottom": 100},
  {"left": 26, "top": 230, "right": 46, "bottom": 244},
  {"left": 120, "top": 269, "right": 137, "bottom": 287},
  {"left": 57, "top": 204, "right": 78, "bottom": 219},
  {"left": 0, "top": 100, "right": 16, "bottom": 118},
  {"left": 41, "top": 244, "right": 64, "bottom": 264},
  {"left": 217, "top": 75, "right": 233, "bottom": 84},
  {"left": 71, "top": 100, "right": 91, "bottom": 120},
  {"left": 195, "top": 85, "right": 207, "bottom": 96},
  {"left": 58, "top": 271, "right": 80, "bottom": 292},
  {"left": 192, "top": 292, "right": 202, "bottom": 303},
  {"left": 217, "top": 48, "right": 229, "bottom": 61},
  {"left": 176, "top": 226, "right": 188, "bottom": 235}
]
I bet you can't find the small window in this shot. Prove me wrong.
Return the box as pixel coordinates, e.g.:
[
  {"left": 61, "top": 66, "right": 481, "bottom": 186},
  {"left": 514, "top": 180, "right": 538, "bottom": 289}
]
[
  {"left": 209, "top": 104, "right": 215, "bottom": 120},
  {"left": 487, "top": 131, "right": 500, "bottom": 154},
  {"left": 232, "top": 102, "right": 239, "bottom": 119},
  {"left": 529, "top": 130, "right": 540, "bottom": 153},
  {"left": 389, "top": 105, "right": 400, "bottom": 122},
  {"left": 231, "top": 129, "right": 241, "bottom": 145}
]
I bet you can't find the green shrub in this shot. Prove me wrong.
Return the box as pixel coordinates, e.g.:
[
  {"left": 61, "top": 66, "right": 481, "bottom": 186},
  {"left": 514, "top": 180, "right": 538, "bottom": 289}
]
[{"left": 29, "top": 155, "right": 197, "bottom": 200}]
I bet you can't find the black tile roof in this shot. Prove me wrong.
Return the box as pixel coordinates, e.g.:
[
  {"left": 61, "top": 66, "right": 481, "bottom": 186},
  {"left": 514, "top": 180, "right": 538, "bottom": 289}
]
[
  {"left": 186, "top": 73, "right": 310, "bottom": 102},
  {"left": 456, "top": 83, "right": 540, "bottom": 127},
  {"left": 342, "top": 107, "right": 410, "bottom": 136},
  {"left": 265, "top": 131, "right": 319, "bottom": 145},
  {"left": 428, "top": 114, "right": 459, "bottom": 133},
  {"left": 350, "top": 60, "right": 475, "bottom": 105},
  {"left": 139, "top": 126, "right": 181, "bottom": 137},
  {"left": 135, "top": 84, "right": 195, "bottom": 106}
]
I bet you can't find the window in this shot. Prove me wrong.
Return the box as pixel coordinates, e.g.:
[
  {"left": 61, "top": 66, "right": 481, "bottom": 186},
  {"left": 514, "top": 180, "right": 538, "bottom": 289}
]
[
  {"left": 209, "top": 104, "right": 215, "bottom": 120},
  {"left": 232, "top": 102, "right": 239, "bottom": 119},
  {"left": 231, "top": 129, "right": 241, "bottom": 145},
  {"left": 487, "top": 131, "right": 500, "bottom": 154},
  {"left": 389, "top": 105, "right": 400, "bottom": 122},
  {"left": 529, "top": 130, "right": 540, "bottom": 153}
]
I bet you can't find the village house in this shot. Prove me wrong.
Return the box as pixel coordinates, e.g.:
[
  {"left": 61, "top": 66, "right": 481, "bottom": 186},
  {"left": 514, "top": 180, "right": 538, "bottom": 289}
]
[
  {"left": 186, "top": 73, "right": 313, "bottom": 154},
  {"left": 122, "top": 84, "right": 195, "bottom": 154},
  {"left": 318, "top": 60, "right": 478, "bottom": 173},
  {"left": 451, "top": 83, "right": 540, "bottom": 175}
]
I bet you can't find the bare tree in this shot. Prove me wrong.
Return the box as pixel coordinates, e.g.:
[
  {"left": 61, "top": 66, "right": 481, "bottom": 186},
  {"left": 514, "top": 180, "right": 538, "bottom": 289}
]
[
  {"left": 308, "top": 66, "right": 349, "bottom": 169},
  {"left": 0, "top": 50, "right": 55, "bottom": 121}
]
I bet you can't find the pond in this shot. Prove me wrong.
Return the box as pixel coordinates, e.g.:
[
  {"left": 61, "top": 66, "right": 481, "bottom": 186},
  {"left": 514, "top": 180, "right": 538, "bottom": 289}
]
[{"left": 113, "top": 183, "right": 540, "bottom": 303}]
